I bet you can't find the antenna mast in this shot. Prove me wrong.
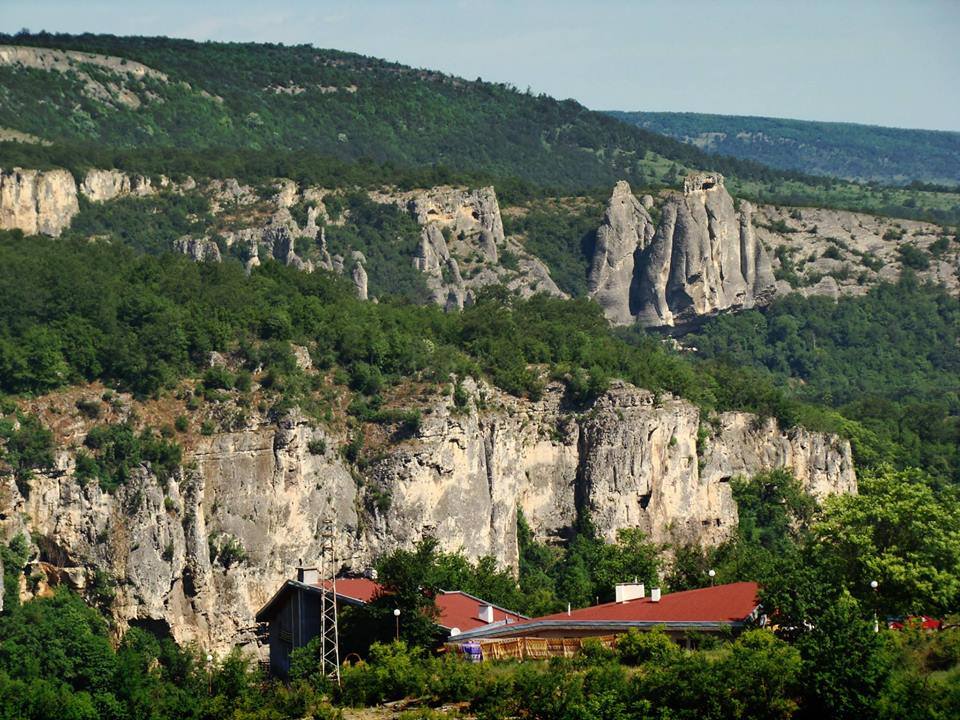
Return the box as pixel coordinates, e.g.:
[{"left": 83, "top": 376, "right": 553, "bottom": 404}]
[{"left": 318, "top": 518, "right": 341, "bottom": 685}]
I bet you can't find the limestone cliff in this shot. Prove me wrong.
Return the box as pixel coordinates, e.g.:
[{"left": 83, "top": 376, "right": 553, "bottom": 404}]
[
  {"left": 1, "top": 379, "right": 854, "bottom": 654},
  {"left": 0, "top": 167, "right": 79, "bottom": 236},
  {"left": 588, "top": 175, "right": 777, "bottom": 327},
  {"left": 374, "top": 185, "right": 564, "bottom": 308},
  {"left": 81, "top": 169, "right": 159, "bottom": 202}
]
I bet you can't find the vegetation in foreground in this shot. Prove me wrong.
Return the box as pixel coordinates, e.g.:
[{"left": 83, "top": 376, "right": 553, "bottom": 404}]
[{"left": 2, "top": 462, "right": 958, "bottom": 719}]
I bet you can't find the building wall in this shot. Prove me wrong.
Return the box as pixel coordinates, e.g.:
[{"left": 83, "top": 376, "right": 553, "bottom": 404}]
[{"left": 267, "top": 588, "right": 324, "bottom": 678}]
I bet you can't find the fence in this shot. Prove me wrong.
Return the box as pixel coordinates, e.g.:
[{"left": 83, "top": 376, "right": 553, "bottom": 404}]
[{"left": 446, "top": 635, "right": 617, "bottom": 662}]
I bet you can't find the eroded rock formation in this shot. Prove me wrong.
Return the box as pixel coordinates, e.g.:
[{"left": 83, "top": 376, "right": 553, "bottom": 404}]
[
  {"left": 589, "top": 175, "right": 777, "bottom": 327},
  {"left": 375, "top": 185, "right": 563, "bottom": 308},
  {"left": 635, "top": 174, "right": 776, "bottom": 326},
  {"left": 174, "top": 236, "right": 222, "bottom": 263},
  {"left": 587, "top": 180, "right": 656, "bottom": 324},
  {"left": 1, "top": 379, "right": 855, "bottom": 653},
  {"left": 81, "top": 169, "right": 158, "bottom": 202}
]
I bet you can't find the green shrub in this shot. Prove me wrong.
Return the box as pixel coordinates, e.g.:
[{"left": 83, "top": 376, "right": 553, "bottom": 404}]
[
  {"left": 0, "top": 413, "right": 55, "bottom": 494},
  {"left": 339, "top": 641, "right": 429, "bottom": 706},
  {"left": 208, "top": 533, "right": 247, "bottom": 568},
  {"left": 81, "top": 423, "right": 182, "bottom": 491},
  {"left": 616, "top": 627, "right": 680, "bottom": 665},
  {"left": 896, "top": 244, "right": 930, "bottom": 270},
  {"left": 75, "top": 398, "right": 102, "bottom": 418},
  {"left": 452, "top": 380, "right": 470, "bottom": 410}
]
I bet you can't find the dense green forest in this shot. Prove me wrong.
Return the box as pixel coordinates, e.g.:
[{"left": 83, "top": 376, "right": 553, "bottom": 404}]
[
  {"left": 610, "top": 110, "right": 960, "bottom": 187},
  {"left": 686, "top": 278, "right": 960, "bottom": 483},
  {"left": 1, "top": 225, "right": 957, "bottom": 484},
  {"left": 3, "top": 32, "right": 960, "bottom": 224},
  {"left": 0, "top": 32, "right": 777, "bottom": 189}
]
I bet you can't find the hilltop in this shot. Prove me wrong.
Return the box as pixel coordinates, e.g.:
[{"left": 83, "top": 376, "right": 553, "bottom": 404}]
[
  {"left": 1, "top": 32, "right": 959, "bottom": 226},
  {"left": 609, "top": 110, "right": 960, "bottom": 187}
]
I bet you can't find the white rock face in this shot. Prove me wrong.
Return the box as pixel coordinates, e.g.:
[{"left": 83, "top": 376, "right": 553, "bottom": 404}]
[
  {"left": 373, "top": 185, "right": 564, "bottom": 308},
  {"left": 174, "top": 236, "right": 222, "bottom": 263},
  {"left": 588, "top": 180, "right": 656, "bottom": 325},
  {"left": 588, "top": 176, "right": 777, "bottom": 327},
  {"left": 351, "top": 252, "right": 369, "bottom": 300},
  {"left": 80, "top": 169, "right": 157, "bottom": 202},
  {"left": 634, "top": 175, "right": 777, "bottom": 327},
  {"left": 0, "top": 167, "right": 79, "bottom": 236},
  {"left": 1, "top": 380, "right": 854, "bottom": 652}
]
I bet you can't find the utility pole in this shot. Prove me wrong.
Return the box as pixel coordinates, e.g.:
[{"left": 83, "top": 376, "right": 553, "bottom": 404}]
[{"left": 318, "top": 518, "right": 341, "bottom": 685}]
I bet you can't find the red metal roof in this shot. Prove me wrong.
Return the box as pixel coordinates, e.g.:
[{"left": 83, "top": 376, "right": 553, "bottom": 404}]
[
  {"left": 534, "top": 582, "right": 760, "bottom": 624},
  {"left": 320, "top": 577, "right": 381, "bottom": 604},
  {"left": 316, "top": 580, "right": 526, "bottom": 631},
  {"left": 453, "top": 582, "right": 760, "bottom": 640},
  {"left": 888, "top": 615, "right": 943, "bottom": 631},
  {"left": 435, "top": 591, "right": 527, "bottom": 632}
]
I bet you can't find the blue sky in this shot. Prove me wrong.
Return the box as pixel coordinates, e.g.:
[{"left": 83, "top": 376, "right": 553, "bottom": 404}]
[{"left": 3, "top": 0, "right": 958, "bottom": 131}]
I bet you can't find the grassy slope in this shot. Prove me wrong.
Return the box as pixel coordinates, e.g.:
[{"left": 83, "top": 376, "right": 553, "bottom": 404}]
[{"left": 609, "top": 110, "right": 960, "bottom": 187}]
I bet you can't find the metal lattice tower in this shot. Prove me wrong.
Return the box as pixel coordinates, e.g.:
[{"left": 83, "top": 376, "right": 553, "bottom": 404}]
[{"left": 318, "top": 519, "right": 341, "bottom": 685}]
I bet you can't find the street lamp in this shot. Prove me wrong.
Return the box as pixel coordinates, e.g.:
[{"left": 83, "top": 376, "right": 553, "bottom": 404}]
[
  {"left": 708, "top": 569, "right": 716, "bottom": 586},
  {"left": 393, "top": 608, "right": 401, "bottom": 641},
  {"left": 206, "top": 654, "right": 214, "bottom": 695},
  {"left": 870, "top": 580, "right": 879, "bottom": 632}
]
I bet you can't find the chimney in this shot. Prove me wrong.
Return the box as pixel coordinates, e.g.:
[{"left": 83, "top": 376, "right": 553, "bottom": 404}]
[
  {"left": 478, "top": 604, "right": 495, "bottom": 624},
  {"left": 297, "top": 567, "right": 319, "bottom": 585},
  {"left": 650, "top": 587, "right": 661, "bottom": 603},
  {"left": 615, "top": 582, "right": 645, "bottom": 603}
]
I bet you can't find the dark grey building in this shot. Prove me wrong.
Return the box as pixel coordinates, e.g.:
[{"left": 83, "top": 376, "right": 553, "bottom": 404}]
[{"left": 255, "top": 569, "right": 375, "bottom": 678}]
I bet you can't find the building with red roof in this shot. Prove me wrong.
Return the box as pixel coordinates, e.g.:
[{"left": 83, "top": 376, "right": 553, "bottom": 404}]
[
  {"left": 255, "top": 569, "right": 526, "bottom": 677},
  {"left": 449, "top": 581, "right": 761, "bottom": 644}
]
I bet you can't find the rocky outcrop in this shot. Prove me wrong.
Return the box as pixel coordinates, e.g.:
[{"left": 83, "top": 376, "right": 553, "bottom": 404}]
[
  {"left": 81, "top": 169, "right": 158, "bottom": 202},
  {"left": 0, "top": 45, "right": 169, "bottom": 110},
  {"left": 0, "top": 380, "right": 853, "bottom": 653},
  {"left": 587, "top": 181, "right": 656, "bottom": 325},
  {"left": 634, "top": 174, "right": 776, "bottom": 326},
  {"left": 398, "top": 186, "right": 506, "bottom": 263},
  {"left": 0, "top": 167, "right": 79, "bottom": 236},
  {"left": 351, "top": 251, "right": 369, "bottom": 300},
  {"left": 588, "top": 176, "right": 777, "bottom": 327},
  {"left": 373, "top": 185, "right": 564, "bottom": 308},
  {"left": 215, "top": 207, "right": 318, "bottom": 273},
  {"left": 175, "top": 236, "right": 222, "bottom": 263},
  {"left": 754, "top": 205, "right": 960, "bottom": 299}
]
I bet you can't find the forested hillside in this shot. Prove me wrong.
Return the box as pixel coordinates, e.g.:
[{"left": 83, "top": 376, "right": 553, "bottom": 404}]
[
  {"left": 610, "top": 110, "right": 960, "bottom": 187},
  {"left": 685, "top": 277, "right": 960, "bottom": 483},
  {"left": 1, "top": 29, "right": 959, "bottom": 720},
  {"left": 2, "top": 32, "right": 960, "bottom": 224}
]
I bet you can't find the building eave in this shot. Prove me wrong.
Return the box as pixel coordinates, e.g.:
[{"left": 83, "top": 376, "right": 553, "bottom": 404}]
[{"left": 451, "top": 618, "right": 749, "bottom": 641}]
